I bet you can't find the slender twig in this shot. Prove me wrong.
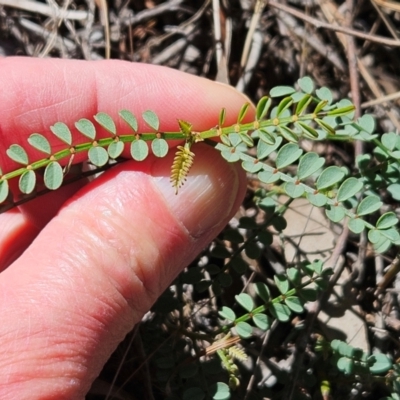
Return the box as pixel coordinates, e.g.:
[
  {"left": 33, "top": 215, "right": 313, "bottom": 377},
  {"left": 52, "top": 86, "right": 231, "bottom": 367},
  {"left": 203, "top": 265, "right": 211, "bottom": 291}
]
[
  {"left": 267, "top": 0, "right": 400, "bottom": 47},
  {"left": 0, "top": 0, "right": 88, "bottom": 20},
  {"left": 344, "top": 1, "right": 362, "bottom": 154}
]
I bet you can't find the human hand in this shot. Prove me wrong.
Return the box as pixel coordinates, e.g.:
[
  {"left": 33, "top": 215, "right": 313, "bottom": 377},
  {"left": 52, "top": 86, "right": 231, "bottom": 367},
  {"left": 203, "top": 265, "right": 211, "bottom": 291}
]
[{"left": 0, "top": 58, "right": 249, "bottom": 399}]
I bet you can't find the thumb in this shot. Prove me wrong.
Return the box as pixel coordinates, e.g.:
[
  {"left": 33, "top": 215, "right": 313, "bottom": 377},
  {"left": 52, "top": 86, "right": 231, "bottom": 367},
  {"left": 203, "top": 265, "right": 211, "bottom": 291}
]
[{"left": 0, "top": 142, "right": 246, "bottom": 399}]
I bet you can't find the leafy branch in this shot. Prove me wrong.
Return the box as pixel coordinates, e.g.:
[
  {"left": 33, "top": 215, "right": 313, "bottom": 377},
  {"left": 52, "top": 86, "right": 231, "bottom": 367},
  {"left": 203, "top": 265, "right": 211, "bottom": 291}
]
[{"left": 1, "top": 76, "right": 399, "bottom": 252}]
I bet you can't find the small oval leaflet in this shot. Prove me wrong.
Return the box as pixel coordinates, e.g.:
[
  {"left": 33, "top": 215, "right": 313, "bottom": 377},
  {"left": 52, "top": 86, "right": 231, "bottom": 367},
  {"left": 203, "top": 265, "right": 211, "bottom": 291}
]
[
  {"left": 241, "top": 160, "right": 263, "bottom": 174},
  {"left": 270, "top": 85, "right": 296, "bottom": 97},
  {"left": 295, "top": 94, "right": 312, "bottom": 115},
  {"left": 297, "top": 121, "right": 319, "bottom": 138},
  {"left": 257, "top": 136, "right": 282, "bottom": 160},
  {"left": 142, "top": 110, "right": 159, "bottom": 131},
  {"left": 218, "top": 306, "right": 236, "bottom": 321},
  {"left": 235, "top": 293, "right": 254, "bottom": 312},
  {"left": 285, "top": 296, "right": 304, "bottom": 313},
  {"left": 28, "top": 133, "right": 51, "bottom": 154},
  {"left": 252, "top": 313, "right": 271, "bottom": 330},
  {"left": 237, "top": 102, "right": 250, "bottom": 123},
  {"left": 326, "top": 205, "right": 346, "bottom": 223},
  {"left": 316, "top": 86, "right": 333, "bottom": 104},
  {"left": 236, "top": 321, "right": 253, "bottom": 338},
  {"left": 130, "top": 139, "right": 148, "bottom": 161},
  {"left": 297, "top": 152, "right": 325, "bottom": 180},
  {"left": 257, "top": 129, "right": 275, "bottom": 145},
  {"left": 151, "top": 138, "right": 168, "bottom": 157},
  {"left": 19, "top": 170, "right": 36, "bottom": 194},
  {"left": 274, "top": 274, "right": 289, "bottom": 294},
  {"left": 376, "top": 212, "right": 398, "bottom": 230},
  {"left": 276, "top": 97, "right": 293, "bottom": 116},
  {"left": 108, "top": 141, "right": 124, "bottom": 159},
  {"left": 357, "top": 195, "right": 382, "bottom": 216},
  {"left": 270, "top": 303, "right": 291, "bottom": 322},
  {"left": 348, "top": 218, "right": 365, "bottom": 234},
  {"left": 75, "top": 118, "right": 96, "bottom": 140},
  {"left": 119, "top": 109, "right": 138, "bottom": 132},
  {"left": 218, "top": 108, "right": 226, "bottom": 127},
  {"left": 7, "top": 144, "right": 29, "bottom": 165},
  {"left": 306, "top": 192, "right": 327, "bottom": 207},
  {"left": 256, "top": 96, "right": 271, "bottom": 120},
  {"left": 337, "top": 177, "right": 363, "bottom": 202},
  {"left": 50, "top": 122, "right": 72, "bottom": 145},
  {"left": 276, "top": 143, "right": 303, "bottom": 170},
  {"left": 279, "top": 126, "right": 299, "bottom": 142},
  {"left": 285, "top": 182, "right": 305, "bottom": 198},
  {"left": 221, "top": 149, "right": 240, "bottom": 163},
  {"left": 0, "top": 180, "right": 9, "bottom": 203},
  {"left": 254, "top": 282, "right": 271, "bottom": 303},
  {"left": 211, "top": 382, "right": 230, "bottom": 400},
  {"left": 298, "top": 76, "right": 314, "bottom": 94},
  {"left": 94, "top": 112, "right": 116, "bottom": 135},
  {"left": 88, "top": 146, "right": 109, "bottom": 167},
  {"left": 44, "top": 161, "right": 63, "bottom": 190},
  {"left": 315, "top": 166, "right": 345, "bottom": 190}
]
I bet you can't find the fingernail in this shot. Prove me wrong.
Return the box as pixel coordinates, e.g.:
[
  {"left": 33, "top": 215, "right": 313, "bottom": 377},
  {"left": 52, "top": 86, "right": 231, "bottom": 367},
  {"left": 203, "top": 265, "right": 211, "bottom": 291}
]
[{"left": 151, "top": 145, "right": 244, "bottom": 238}]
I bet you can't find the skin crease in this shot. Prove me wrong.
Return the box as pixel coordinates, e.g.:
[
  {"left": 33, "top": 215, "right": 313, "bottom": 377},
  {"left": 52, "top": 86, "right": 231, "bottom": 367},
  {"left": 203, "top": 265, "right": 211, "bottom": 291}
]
[{"left": 0, "top": 58, "right": 254, "bottom": 399}]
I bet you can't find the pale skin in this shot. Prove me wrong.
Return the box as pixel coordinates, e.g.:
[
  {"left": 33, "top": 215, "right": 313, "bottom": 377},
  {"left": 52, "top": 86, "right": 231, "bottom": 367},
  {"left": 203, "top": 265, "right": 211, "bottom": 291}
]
[{"left": 0, "top": 58, "right": 251, "bottom": 399}]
